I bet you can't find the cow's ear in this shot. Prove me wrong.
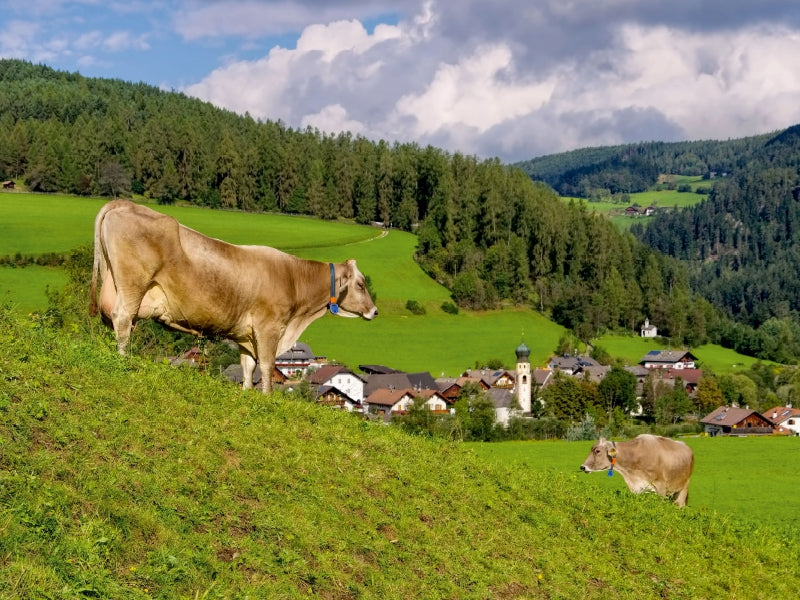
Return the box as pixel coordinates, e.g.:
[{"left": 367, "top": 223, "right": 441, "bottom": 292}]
[{"left": 340, "top": 259, "right": 356, "bottom": 287}]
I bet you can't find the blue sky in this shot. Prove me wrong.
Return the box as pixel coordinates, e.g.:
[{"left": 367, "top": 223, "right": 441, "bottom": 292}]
[{"left": 3, "top": 1, "right": 800, "bottom": 162}]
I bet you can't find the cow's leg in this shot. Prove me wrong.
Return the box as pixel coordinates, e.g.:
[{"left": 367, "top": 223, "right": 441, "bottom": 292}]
[
  {"left": 110, "top": 303, "right": 135, "bottom": 355},
  {"left": 109, "top": 288, "right": 145, "bottom": 355},
  {"left": 254, "top": 327, "right": 280, "bottom": 394},
  {"left": 674, "top": 486, "right": 690, "bottom": 507},
  {"left": 240, "top": 351, "right": 257, "bottom": 390}
]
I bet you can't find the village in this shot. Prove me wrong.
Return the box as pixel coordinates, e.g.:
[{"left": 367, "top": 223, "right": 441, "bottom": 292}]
[{"left": 181, "top": 330, "right": 800, "bottom": 438}]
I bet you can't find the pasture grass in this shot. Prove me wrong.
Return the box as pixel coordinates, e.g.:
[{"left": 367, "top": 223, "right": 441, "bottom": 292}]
[
  {"left": 467, "top": 436, "right": 800, "bottom": 530},
  {"left": 1, "top": 307, "right": 799, "bottom": 599},
  {"left": 593, "top": 333, "right": 768, "bottom": 375},
  {"left": 0, "top": 193, "right": 768, "bottom": 376},
  {"left": 0, "top": 266, "right": 67, "bottom": 314}
]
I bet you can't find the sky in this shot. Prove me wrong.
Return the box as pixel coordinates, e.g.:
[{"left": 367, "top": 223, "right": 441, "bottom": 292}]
[{"left": 3, "top": 0, "right": 800, "bottom": 163}]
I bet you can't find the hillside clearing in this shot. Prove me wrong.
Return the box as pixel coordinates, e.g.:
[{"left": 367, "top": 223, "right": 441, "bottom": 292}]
[{"left": 1, "top": 307, "right": 798, "bottom": 598}]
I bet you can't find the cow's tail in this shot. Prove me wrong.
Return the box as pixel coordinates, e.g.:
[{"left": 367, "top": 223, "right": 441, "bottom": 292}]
[{"left": 90, "top": 201, "right": 116, "bottom": 316}]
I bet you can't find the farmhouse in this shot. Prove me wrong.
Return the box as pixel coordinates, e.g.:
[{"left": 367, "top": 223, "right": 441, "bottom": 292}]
[
  {"left": 364, "top": 371, "right": 437, "bottom": 396},
  {"left": 700, "top": 406, "right": 774, "bottom": 436},
  {"left": 487, "top": 387, "right": 519, "bottom": 426},
  {"left": 435, "top": 377, "right": 462, "bottom": 403},
  {"left": 309, "top": 365, "right": 366, "bottom": 403},
  {"left": 763, "top": 405, "right": 800, "bottom": 436},
  {"left": 363, "top": 388, "right": 447, "bottom": 420},
  {"left": 314, "top": 385, "right": 361, "bottom": 412},
  {"left": 461, "top": 368, "right": 516, "bottom": 389},
  {"left": 412, "top": 389, "right": 449, "bottom": 413},
  {"left": 640, "top": 350, "right": 697, "bottom": 370},
  {"left": 276, "top": 342, "right": 326, "bottom": 378},
  {"left": 364, "top": 388, "right": 416, "bottom": 420},
  {"left": 548, "top": 355, "right": 601, "bottom": 376},
  {"left": 657, "top": 368, "right": 704, "bottom": 396}
]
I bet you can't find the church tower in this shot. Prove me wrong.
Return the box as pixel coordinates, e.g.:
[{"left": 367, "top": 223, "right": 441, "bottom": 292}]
[{"left": 515, "top": 339, "right": 532, "bottom": 414}]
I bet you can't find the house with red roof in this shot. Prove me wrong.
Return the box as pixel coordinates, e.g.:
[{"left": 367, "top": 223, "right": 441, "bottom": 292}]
[
  {"left": 309, "top": 365, "right": 366, "bottom": 403},
  {"left": 763, "top": 405, "right": 800, "bottom": 436},
  {"left": 700, "top": 406, "right": 774, "bottom": 436}
]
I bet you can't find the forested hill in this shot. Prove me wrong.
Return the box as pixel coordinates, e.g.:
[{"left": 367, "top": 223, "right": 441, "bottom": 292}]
[
  {"left": 629, "top": 125, "right": 800, "bottom": 362},
  {"left": 514, "top": 135, "right": 773, "bottom": 198},
  {"left": 0, "top": 58, "right": 796, "bottom": 362}
]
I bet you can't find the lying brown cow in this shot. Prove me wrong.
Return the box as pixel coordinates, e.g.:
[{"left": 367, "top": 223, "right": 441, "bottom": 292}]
[
  {"left": 580, "top": 434, "right": 694, "bottom": 506},
  {"left": 90, "top": 200, "right": 377, "bottom": 392}
]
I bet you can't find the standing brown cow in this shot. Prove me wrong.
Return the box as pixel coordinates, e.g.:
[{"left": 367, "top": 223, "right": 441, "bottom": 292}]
[
  {"left": 90, "top": 200, "right": 377, "bottom": 392},
  {"left": 580, "top": 434, "right": 694, "bottom": 506}
]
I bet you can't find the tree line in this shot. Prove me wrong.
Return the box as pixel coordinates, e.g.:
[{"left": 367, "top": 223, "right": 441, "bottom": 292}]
[{"left": 0, "top": 59, "right": 793, "bottom": 362}]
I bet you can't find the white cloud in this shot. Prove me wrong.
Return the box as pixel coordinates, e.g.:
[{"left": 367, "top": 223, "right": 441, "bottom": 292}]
[
  {"left": 394, "top": 43, "right": 555, "bottom": 136},
  {"left": 296, "top": 19, "right": 400, "bottom": 61},
  {"left": 184, "top": 15, "right": 407, "bottom": 123},
  {"left": 301, "top": 103, "right": 366, "bottom": 134},
  {"left": 552, "top": 23, "right": 800, "bottom": 145},
  {"left": 103, "top": 31, "right": 151, "bottom": 52}
]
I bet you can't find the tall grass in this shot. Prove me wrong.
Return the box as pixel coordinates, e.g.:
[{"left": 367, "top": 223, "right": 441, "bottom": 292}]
[{"left": 1, "top": 307, "right": 799, "bottom": 598}]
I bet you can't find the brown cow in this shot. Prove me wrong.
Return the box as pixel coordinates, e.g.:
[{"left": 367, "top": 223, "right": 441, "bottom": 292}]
[
  {"left": 580, "top": 434, "right": 694, "bottom": 506},
  {"left": 90, "top": 200, "right": 377, "bottom": 392}
]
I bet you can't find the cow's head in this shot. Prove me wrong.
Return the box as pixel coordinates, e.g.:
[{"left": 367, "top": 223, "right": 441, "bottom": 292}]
[
  {"left": 335, "top": 259, "right": 378, "bottom": 320},
  {"left": 580, "top": 437, "right": 615, "bottom": 473}
]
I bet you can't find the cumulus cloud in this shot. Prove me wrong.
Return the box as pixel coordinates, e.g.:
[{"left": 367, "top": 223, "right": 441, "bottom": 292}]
[
  {"left": 5, "top": 0, "right": 800, "bottom": 161},
  {"left": 180, "top": 1, "right": 800, "bottom": 160}
]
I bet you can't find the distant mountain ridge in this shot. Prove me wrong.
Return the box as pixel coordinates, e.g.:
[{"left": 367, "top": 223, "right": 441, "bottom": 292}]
[{"left": 515, "top": 134, "right": 774, "bottom": 198}]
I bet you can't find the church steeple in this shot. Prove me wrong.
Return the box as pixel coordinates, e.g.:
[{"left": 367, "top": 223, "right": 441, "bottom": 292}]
[
  {"left": 515, "top": 338, "right": 532, "bottom": 414},
  {"left": 515, "top": 340, "right": 531, "bottom": 362}
]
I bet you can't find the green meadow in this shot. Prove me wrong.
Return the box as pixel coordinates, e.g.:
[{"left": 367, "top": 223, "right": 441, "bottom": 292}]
[
  {"left": 467, "top": 436, "right": 800, "bottom": 529},
  {"left": 1, "top": 308, "right": 798, "bottom": 598},
  {"left": 0, "top": 193, "right": 563, "bottom": 375},
  {"left": 0, "top": 192, "right": 765, "bottom": 375},
  {"left": 563, "top": 175, "right": 708, "bottom": 231}
]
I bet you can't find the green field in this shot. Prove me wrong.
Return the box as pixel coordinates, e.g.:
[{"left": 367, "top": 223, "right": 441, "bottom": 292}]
[
  {"left": 563, "top": 175, "right": 707, "bottom": 231},
  {"left": 0, "top": 266, "right": 67, "bottom": 313},
  {"left": 0, "top": 193, "right": 564, "bottom": 375},
  {"left": 0, "top": 192, "right": 763, "bottom": 376},
  {"left": 594, "top": 333, "right": 774, "bottom": 375},
  {"left": 2, "top": 308, "right": 799, "bottom": 599},
  {"left": 467, "top": 436, "right": 800, "bottom": 528}
]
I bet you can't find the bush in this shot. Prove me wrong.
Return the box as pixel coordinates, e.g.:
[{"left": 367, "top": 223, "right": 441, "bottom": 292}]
[
  {"left": 564, "top": 414, "right": 598, "bottom": 441},
  {"left": 441, "top": 301, "right": 459, "bottom": 315},
  {"left": 405, "top": 300, "right": 426, "bottom": 315}
]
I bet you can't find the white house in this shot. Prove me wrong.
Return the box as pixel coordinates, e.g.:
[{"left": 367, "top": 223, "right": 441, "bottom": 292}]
[
  {"left": 764, "top": 405, "right": 800, "bottom": 436},
  {"left": 640, "top": 350, "right": 697, "bottom": 370},
  {"left": 640, "top": 318, "right": 658, "bottom": 338},
  {"left": 364, "top": 388, "right": 417, "bottom": 420},
  {"left": 275, "top": 342, "right": 325, "bottom": 377},
  {"left": 309, "top": 365, "right": 366, "bottom": 403}
]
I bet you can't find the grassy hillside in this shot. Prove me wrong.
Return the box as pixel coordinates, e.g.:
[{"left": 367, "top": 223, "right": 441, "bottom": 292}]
[
  {"left": 467, "top": 437, "right": 800, "bottom": 529},
  {"left": 0, "top": 194, "right": 563, "bottom": 375},
  {"left": 593, "top": 333, "right": 774, "bottom": 375},
  {"left": 1, "top": 307, "right": 798, "bottom": 599},
  {"left": 1, "top": 193, "right": 765, "bottom": 375}
]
